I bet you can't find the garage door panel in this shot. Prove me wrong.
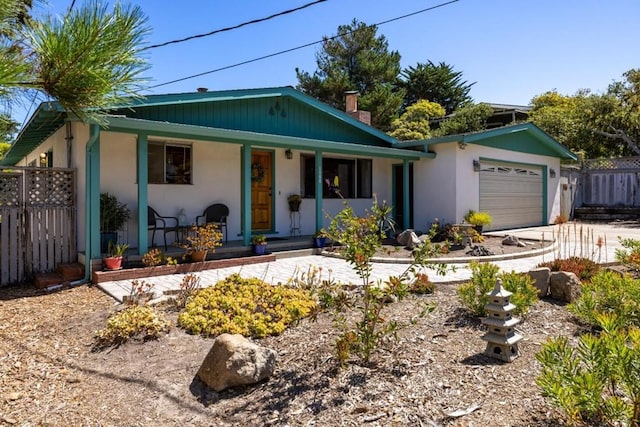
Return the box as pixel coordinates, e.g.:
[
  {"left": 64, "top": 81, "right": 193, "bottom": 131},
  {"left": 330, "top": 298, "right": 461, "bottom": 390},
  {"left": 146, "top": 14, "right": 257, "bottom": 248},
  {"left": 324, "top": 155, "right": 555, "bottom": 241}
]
[{"left": 479, "top": 161, "right": 543, "bottom": 230}]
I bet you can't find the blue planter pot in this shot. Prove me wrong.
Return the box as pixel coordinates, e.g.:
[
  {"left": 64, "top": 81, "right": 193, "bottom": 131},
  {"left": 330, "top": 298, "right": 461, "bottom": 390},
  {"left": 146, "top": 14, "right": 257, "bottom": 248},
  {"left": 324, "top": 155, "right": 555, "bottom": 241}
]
[
  {"left": 252, "top": 244, "right": 267, "bottom": 255},
  {"left": 314, "top": 237, "right": 326, "bottom": 248}
]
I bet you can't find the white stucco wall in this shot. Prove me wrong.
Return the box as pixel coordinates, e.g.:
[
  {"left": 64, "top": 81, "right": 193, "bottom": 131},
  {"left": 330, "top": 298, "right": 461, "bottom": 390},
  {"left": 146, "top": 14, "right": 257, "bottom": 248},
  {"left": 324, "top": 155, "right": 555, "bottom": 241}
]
[{"left": 413, "top": 141, "right": 562, "bottom": 231}]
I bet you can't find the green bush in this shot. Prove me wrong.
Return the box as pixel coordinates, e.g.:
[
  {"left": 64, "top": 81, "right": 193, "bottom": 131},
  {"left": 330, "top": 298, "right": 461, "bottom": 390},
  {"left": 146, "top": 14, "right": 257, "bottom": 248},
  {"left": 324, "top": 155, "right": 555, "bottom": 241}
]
[
  {"left": 537, "top": 256, "right": 600, "bottom": 282},
  {"left": 536, "top": 315, "right": 640, "bottom": 426},
  {"left": 568, "top": 270, "right": 640, "bottom": 330},
  {"left": 95, "top": 305, "right": 170, "bottom": 348},
  {"left": 457, "top": 262, "right": 538, "bottom": 316},
  {"left": 615, "top": 237, "right": 640, "bottom": 271},
  {"left": 178, "top": 273, "right": 317, "bottom": 338}
]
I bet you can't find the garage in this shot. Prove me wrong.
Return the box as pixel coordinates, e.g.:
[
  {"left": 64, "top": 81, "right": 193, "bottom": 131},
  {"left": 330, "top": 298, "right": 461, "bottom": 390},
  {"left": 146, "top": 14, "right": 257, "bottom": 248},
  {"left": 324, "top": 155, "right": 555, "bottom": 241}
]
[{"left": 479, "top": 160, "right": 544, "bottom": 230}]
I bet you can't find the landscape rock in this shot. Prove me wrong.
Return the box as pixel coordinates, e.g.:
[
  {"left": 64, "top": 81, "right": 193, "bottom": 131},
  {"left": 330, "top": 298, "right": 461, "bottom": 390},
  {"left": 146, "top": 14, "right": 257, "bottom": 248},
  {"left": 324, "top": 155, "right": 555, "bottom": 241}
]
[
  {"left": 549, "top": 271, "right": 582, "bottom": 303},
  {"left": 197, "top": 334, "right": 276, "bottom": 392},
  {"left": 466, "top": 245, "right": 495, "bottom": 257},
  {"left": 396, "top": 229, "right": 421, "bottom": 249},
  {"left": 502, "top": 235, "right": 520, "bottom": 246},
  {"left": 528, "top": 267, "right": 551, "bottom": 297}
]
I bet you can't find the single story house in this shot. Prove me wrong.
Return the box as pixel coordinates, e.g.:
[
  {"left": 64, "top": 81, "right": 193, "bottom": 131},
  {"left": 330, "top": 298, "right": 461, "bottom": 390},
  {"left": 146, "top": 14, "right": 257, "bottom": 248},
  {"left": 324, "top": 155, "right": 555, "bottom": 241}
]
[{"left": 0, "top": 86, "right": 575, "bottom": 282}]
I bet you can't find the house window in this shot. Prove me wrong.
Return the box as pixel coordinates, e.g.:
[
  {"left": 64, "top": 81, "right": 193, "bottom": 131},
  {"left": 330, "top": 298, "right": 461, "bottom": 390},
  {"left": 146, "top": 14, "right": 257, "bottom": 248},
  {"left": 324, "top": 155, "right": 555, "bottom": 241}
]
[
  {"left": 148, "top": 141, "right": 192, "bottom": 184},
  {"left": 301, "top": 155, "right": 372, "bottom": 199}
]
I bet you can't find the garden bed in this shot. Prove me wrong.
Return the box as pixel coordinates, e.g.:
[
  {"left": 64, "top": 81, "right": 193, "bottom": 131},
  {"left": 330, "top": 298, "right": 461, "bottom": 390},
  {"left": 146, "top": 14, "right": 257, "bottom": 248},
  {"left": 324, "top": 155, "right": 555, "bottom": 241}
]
[{"left": 92, "top": 253, "right": 276, "bottom": 283}]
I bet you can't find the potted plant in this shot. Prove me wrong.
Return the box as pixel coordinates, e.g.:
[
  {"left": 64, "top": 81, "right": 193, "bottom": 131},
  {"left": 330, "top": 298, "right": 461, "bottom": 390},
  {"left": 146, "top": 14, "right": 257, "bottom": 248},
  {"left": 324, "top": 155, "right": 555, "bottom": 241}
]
[
  {"left": 251, "top": 234, "right": 267, "bottom": 255},
  {"left": 464, "top": 210, "right": 492, "bottom": 233},
  {"left": 103, "top": 242, "right": 129, "bottom": 270},
  {"left": 184, "top": 223, "right": 223, "bottom": 262},
  {"left": 313, "top": 229, "right": 328, "bottom": 248},
  {"left": 287, "top": 194, "right": 302, "bottom": 212},
  {"left": 100, "top": 193, "right": 131, "bottom": 253}
]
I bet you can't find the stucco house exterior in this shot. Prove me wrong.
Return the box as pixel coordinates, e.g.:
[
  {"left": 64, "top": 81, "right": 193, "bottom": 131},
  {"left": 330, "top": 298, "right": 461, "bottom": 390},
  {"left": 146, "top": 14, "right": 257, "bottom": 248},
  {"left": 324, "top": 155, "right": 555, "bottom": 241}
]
[{"left": 1, "top": 86, "right": 575, "bottom": 282}]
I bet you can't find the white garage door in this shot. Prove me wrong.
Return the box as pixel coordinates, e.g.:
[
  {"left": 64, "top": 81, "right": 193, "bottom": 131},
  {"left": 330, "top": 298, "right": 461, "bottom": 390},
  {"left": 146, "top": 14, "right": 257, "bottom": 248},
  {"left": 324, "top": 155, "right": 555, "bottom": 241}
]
[{"left": 479, "top": 161, "right": 543, "bottom": 230}]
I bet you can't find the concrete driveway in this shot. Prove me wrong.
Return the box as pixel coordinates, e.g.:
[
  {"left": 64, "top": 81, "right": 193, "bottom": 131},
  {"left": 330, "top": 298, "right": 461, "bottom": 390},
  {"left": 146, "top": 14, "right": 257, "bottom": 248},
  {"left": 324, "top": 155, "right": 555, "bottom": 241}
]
[{"left": 97, "top": 221, "right": 640, "bottom": 303}]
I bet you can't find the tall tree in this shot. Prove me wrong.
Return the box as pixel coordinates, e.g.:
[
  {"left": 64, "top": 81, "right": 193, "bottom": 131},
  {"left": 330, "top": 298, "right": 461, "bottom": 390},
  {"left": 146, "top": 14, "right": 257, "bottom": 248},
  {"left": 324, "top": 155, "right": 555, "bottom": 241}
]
[
  {"left": 401, "top": 61, "right": 474, "bottom": 114},
  {"left": 529, "top": 71, "right": 640, "bottom": 159},
  {"left": 0, "top": 0, "right": 150, "bottom": 124},
  {"left": 389, "top": 99, "right": 445, "bottom": 141},
  {"left": 296, "top": 19, "right": 404, "bottom": 130},
  {"left": 433, "top": 103, "right": 494, "bottom": 137}
]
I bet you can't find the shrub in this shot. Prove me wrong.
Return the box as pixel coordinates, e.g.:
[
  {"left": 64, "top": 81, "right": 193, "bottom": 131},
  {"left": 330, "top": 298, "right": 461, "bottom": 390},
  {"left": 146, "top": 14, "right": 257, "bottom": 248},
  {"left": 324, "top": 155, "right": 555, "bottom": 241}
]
[
  {"left": 536, "top": 314, "right": 640, "bottom": 426},
  {"left": 615, "top": 237, "right": 640, "bottom": 271},
  {"left": 95, "top": 305, "right": 170, "bottom": 348},
  {"left": 537, "top": 256, "right": 600, "bottom": 282},
  {"left": 409, "top": 272, "right": 436, "bottom": 294},
  {"left": 464, "top": 210, "right": 492, "bottom": 226},
  {"left": 568, "top": 270, "right": 640, "bottom": 330},
  {"left": 173, "top": 274, "right": 201, "bottom": 309},
  {"left": 142, "top": 248, "right": 164, "bottom": 267},
  {"left": 457, "top": 262, "right": 538, "bottom": 316},
  {"left": 554, "top": 214, "right": 568, "bottom": 224},
  {"left": 178, "top": 273, "right": 317, "bottom": 338}
]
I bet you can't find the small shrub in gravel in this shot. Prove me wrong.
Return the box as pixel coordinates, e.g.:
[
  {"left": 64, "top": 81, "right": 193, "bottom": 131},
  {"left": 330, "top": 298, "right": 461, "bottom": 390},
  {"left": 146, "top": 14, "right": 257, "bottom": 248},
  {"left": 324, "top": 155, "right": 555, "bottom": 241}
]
[
  {"left": 178, "top": 274, "right": 317, "bottom": 338},
  {"left": 457, "top": 261, "right": 538, "bottom": 317},
  {"left": 537, "top": 256, "right": 600, "bottom": 282},
  {"left": 95, "top": 305, "right": 171, "bottom": 348},
  {"left": 568, "top": 270, "right": 640, "bottom": 330}
]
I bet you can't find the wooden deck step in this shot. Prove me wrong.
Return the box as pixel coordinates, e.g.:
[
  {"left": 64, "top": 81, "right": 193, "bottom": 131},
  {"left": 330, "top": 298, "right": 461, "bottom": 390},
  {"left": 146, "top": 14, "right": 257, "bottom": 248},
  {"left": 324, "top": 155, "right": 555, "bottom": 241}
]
[
  {"left": 56, "top": 263, "right": 84, "bottom": 282},
  {"left": 34, "top": 272, "right": 64, "bottom": 289}
]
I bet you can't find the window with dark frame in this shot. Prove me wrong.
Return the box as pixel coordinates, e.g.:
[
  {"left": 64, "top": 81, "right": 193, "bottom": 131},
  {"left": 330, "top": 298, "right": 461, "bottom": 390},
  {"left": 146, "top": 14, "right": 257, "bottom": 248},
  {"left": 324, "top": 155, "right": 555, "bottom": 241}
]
[
  {"left": 301, "top": 155, "right": 372, "bottom": 199},
  {"left": 148, "top": 141, "right": 192, "bottom": 184}
]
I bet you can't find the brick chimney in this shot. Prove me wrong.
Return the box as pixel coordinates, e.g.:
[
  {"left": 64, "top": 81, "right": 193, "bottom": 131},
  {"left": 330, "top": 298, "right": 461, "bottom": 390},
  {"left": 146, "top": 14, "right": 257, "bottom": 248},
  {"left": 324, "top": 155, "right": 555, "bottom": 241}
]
[{"left": 345, "top": 91, "right": 371, "bottom": 125}]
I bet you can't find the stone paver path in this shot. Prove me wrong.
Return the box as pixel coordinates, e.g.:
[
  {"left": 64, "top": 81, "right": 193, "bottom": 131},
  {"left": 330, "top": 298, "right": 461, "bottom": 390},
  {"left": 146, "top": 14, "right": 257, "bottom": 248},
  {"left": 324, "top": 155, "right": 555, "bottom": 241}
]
[{"left": 97, "top": 223, "right": 640, "bottom": 303}]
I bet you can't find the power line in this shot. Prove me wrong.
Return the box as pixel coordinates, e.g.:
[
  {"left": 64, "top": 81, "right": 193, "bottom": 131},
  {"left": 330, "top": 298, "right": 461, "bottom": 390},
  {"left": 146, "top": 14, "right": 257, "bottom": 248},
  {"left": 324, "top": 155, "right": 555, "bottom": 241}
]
[
  {"left": 144, "top": 0, "right": 328, "bottom": 51},
  {"left": 148, "top": 0, "right": 459, "bottom": 90}
]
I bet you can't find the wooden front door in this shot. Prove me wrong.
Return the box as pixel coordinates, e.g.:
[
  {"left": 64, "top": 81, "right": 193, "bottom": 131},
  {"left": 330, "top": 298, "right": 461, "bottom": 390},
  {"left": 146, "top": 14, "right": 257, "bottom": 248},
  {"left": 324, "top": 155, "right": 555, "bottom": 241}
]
[{"left": 251, "top": 150, "right": 273, "bottom": 231}]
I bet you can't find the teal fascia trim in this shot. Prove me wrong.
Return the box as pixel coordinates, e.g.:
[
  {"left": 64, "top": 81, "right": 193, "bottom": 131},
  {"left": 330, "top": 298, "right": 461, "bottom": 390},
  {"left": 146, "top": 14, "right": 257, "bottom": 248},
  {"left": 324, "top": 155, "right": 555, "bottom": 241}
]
[
  {"left": 418, "top": 123, "right": 576, "bottom": 160},
  {"left": 315, "top": 151, "right": 323, "bottom": 232},
  {"left": 241, "top": 144, "right": 252, "bottom": 245},
  {"left": 137, "top": 133, "right": 149, "bottom": 253},
  {"left": 84, "top": 124, "right": 101, "bottom": 282},
  {"left": 403, "top": 159, "right": 410, "bottom": 230},
  {"left": 101, "top": 116, "right": 426, "bottom": 160}
]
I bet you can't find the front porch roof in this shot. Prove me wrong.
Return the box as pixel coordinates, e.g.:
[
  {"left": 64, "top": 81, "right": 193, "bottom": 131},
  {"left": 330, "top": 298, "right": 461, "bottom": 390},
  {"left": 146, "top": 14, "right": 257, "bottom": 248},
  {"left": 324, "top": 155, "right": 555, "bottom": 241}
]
[{"left": 100, "top": 116, "right": 433, "bottom": 160}]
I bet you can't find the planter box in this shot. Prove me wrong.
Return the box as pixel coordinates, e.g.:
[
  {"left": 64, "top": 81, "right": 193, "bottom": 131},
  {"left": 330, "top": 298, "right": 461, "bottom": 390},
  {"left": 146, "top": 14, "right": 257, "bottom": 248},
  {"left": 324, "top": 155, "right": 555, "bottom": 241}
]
[{"left": 92, "top": 253, "right": 276, "bottom": 284}]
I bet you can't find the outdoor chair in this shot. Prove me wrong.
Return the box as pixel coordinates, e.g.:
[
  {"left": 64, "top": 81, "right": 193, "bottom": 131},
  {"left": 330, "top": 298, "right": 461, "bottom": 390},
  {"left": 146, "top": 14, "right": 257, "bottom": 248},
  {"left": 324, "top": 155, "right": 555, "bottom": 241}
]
[
  {"left": 148, "top": 206, "right": 179, "bottom": 250},
  {"left": 196, "top": 203, "right": 229, "bottom": 243}
]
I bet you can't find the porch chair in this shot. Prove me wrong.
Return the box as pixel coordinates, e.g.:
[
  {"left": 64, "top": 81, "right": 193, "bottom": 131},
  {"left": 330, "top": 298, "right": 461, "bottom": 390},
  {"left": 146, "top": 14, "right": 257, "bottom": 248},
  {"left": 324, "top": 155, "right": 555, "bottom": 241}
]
[
  {"left": 196, "top": 203, "right": 229, "bottom": 243},
  {"left": 148, "top": 206, "right": 179, "bottom": 250}
]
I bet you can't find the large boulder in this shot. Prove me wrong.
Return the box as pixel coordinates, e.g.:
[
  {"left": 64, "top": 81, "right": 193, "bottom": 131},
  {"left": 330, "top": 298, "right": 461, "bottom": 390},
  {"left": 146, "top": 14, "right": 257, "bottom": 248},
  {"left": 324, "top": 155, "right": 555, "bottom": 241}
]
[
  {"left": 197, "top": 334, "right": 276, "bottom": 392},
  {"left": 528, "top": 267, "right": 551, "bottom": 297},
  {"left": 397, "top": 229, "right": 421, "bottom": 249},
  {"left": 549, "top": 271, "right": 582, "bottom": 303}
]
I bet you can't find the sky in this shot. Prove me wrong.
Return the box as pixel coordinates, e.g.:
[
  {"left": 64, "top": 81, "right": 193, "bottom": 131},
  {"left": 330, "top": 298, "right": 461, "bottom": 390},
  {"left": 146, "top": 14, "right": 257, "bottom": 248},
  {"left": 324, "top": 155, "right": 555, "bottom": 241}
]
[{"left": 13, "top": 0, "right": 640, "bottom": 125}]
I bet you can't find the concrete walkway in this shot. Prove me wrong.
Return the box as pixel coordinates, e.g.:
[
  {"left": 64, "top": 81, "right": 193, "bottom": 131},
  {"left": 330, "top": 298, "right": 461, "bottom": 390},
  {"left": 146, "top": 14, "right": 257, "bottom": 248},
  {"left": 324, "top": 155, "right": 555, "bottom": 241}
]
[{"left": 97, "top": 222, "right": 640, "bottom": 303}]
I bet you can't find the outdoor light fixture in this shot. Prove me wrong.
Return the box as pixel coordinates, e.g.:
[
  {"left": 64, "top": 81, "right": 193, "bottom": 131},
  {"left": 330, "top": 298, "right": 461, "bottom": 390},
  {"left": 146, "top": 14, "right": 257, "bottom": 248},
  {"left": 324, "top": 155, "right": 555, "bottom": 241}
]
[
  {"left": 285, "top": 149, "right": 293, "bottom": 160},
  {"left": 473, "top": 159, "right": 480, "bottom": 171},
  {"left": 550, "top": 168, "right": 556, "bottom": 178}
]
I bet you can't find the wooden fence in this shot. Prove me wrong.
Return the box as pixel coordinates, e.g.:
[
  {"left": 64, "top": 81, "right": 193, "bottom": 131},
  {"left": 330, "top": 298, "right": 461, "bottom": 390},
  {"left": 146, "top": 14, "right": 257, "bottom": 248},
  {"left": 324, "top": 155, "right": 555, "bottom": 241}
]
[
  {"left": 0, "top": 167, "right": 76, "bottom": 286},
  {"left": 579, "top": 157, "right": 640, "bottom": 207}
]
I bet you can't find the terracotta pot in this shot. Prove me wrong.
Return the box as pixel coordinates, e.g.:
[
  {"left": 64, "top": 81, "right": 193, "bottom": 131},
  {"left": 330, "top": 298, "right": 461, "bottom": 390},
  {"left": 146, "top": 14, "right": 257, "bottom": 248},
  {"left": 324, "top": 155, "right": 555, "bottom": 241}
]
[
  {"left": 191, "top": 250, "right": 208, "bottom": 262},
  {"left": 103, "top": 256, "right": 123, "bottom": 270}
]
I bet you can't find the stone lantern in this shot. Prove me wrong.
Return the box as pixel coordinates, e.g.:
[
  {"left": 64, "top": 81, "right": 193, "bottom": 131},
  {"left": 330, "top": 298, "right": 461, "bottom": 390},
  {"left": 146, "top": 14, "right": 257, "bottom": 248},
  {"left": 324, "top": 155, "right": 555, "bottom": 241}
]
[{"left": 481, "top": 278, "right": 522, "bottom": 362}]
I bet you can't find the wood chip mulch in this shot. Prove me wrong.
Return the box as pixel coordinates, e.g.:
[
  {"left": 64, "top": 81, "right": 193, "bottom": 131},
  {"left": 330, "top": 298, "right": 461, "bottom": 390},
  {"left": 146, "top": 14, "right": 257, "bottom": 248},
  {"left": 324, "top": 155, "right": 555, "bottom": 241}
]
[{"left": 0, "top": 274, "right": 580, "bottom": 426}]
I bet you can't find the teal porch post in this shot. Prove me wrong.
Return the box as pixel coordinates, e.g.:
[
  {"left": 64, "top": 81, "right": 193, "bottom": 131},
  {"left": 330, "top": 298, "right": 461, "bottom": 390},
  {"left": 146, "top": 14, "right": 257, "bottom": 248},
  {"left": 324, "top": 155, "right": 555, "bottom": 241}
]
[
  {"left": 403, "top": 159, "right": 410, "bottom": 230},
  {"left": 315, "top": 151, "right": 323, "bottom": 232},
  {"left": 85, "top": 124, "right": 100, "bottom": 277},
  {"left": 137, "top": 133, "right": 149, "bottom": 253},
  {"left": 241, "top": 144, "right": 252, "bottom": 245}
]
